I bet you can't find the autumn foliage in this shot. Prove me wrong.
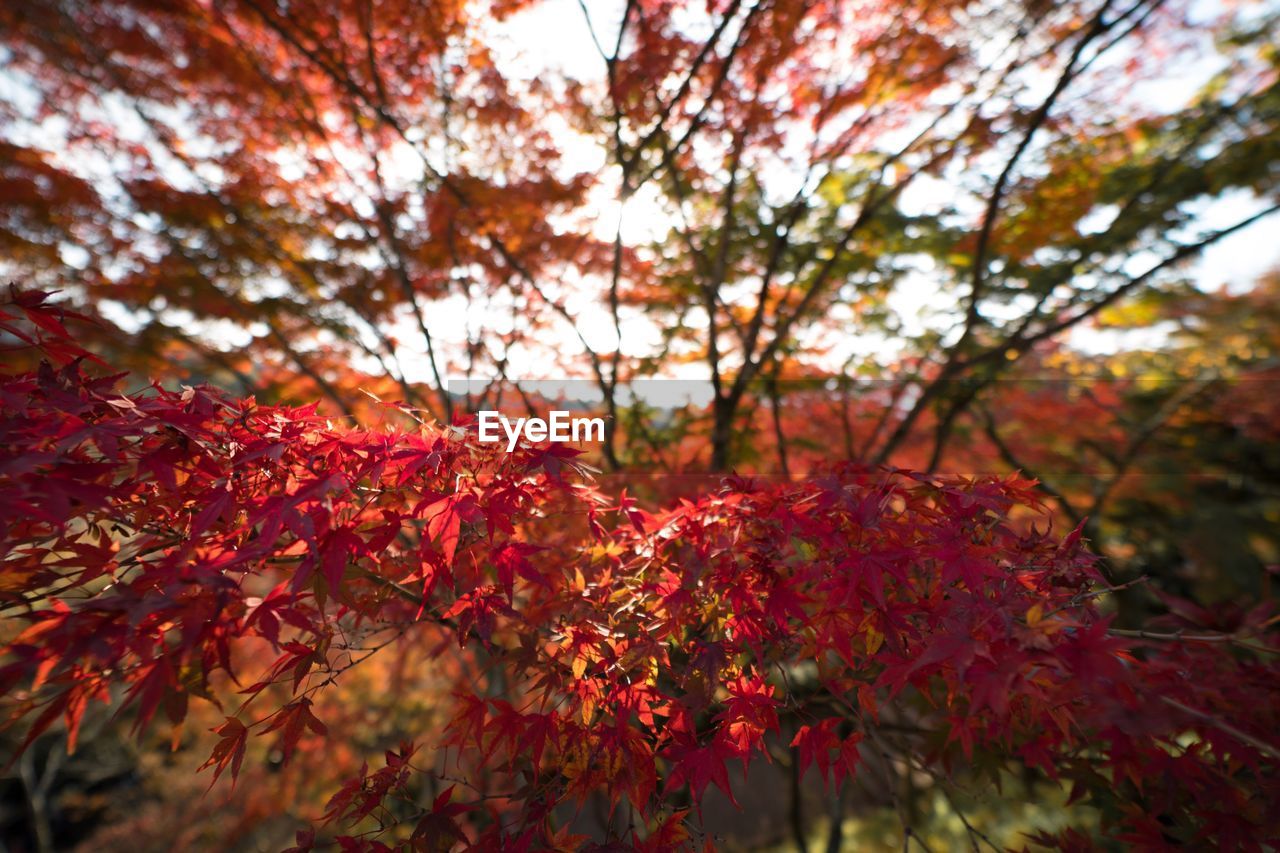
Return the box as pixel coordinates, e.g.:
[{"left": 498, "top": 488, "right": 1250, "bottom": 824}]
[
  {"left": 3, "top": 291, "right": 1278, "bottom": 850},
  {"left": 2, "top": 0, "right": 1279, "bottom": 846}
]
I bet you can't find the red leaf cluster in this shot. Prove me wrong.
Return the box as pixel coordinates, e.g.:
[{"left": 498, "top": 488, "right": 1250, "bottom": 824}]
[{"left": 3, "top": 289, "right": 1278, "bottom": 849}]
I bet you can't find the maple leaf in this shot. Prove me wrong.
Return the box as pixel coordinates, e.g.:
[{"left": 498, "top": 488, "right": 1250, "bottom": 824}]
[
  {"left": 717, "top": 676, "right": 779, "bottom": 761},
  {"left": 261, "top": 699, "right": 327, "bottom": 762},
  {"left": 320, "top": 527, "right": 365, "bottom": 591},
  {"left": 527, "top": 441, "right": 589, "bottom": 482},
  {"left": 662, "top": 710, "right": 739, "bottom": 809},
  {"left": 423, "top": 494, "right": 465, "bottom": 565},
  {"left": 791, "top": 719, "right": 841, "bottom": 785},
  {"left": 200, "top": 716, "right": 249, "bottom": 785},
  {"left": 411, "top": 786, "right": 469, "bottom": 851},
  {"left": 634, "top": 809, "right": 691, "bottom": 851},
  {"left": 490, "top": 540, "right": 545, "bottom": 599},
  {"left": 663, "top": 737, "right": 738, "bottom": 808}
]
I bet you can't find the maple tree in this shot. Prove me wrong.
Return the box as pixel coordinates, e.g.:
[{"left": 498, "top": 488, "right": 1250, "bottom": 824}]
[
  {"left": 2, "top": 0, "right": 1279, "bottom": 848},
  {"left": 4, "top": 291, "right": 1279, "bottom": 850}
]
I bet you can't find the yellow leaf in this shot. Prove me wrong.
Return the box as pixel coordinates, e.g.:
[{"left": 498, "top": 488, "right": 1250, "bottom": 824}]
[{"left": 864, "top": 626, "right": 884, "bottom": 656}]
